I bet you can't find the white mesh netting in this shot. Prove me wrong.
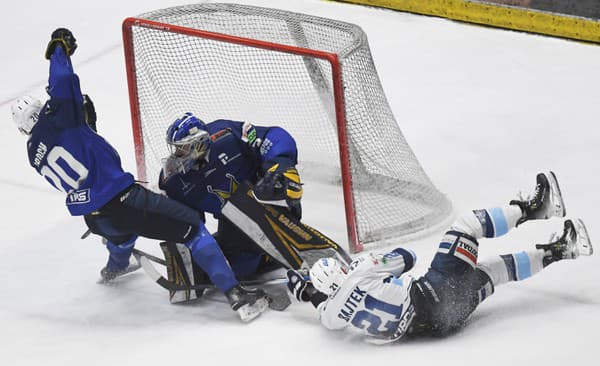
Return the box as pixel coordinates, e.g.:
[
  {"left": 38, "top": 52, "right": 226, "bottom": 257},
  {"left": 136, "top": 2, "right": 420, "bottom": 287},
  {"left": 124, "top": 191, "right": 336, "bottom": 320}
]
[{"left": 125, "top": 3, "right": 452, "bottom": 250}]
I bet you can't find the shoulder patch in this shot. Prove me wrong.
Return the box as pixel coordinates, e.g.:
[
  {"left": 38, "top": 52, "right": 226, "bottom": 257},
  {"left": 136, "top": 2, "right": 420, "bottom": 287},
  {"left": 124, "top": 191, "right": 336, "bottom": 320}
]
[{"left": 210, "top": 128, "right": 232, "bottom": 142}]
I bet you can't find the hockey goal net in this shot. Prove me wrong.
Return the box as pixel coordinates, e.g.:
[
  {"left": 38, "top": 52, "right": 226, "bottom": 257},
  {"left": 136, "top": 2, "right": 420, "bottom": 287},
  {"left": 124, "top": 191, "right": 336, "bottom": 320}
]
[{"left": 123, "top": 3, "right": 452, "bottom": 253}]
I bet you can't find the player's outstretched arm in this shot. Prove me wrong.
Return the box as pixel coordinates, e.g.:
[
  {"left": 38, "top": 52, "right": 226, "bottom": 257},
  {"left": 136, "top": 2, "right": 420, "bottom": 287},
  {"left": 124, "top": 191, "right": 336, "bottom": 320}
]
[{"left": 45, "top": 28, "right": 84, "bottom": 107}]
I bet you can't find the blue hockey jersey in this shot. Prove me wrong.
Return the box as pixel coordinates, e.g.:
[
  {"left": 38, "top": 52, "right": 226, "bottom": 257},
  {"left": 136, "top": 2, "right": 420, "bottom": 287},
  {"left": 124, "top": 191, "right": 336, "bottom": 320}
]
[
  {"left": 159, "top": 120, "right": 297, "bottom": 219},
  {"left": 26, "top": 47, "right": 134, "bottom": 216}
]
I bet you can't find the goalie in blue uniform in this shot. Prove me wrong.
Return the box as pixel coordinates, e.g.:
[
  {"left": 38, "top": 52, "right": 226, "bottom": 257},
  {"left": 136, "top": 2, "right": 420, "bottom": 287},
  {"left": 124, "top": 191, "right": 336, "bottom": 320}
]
[
  {"left": 10, "top": 28, "right": 269, "bottom": 322},
  {"left": 158, "top": 112, "right": 303, "bottom": 279}
]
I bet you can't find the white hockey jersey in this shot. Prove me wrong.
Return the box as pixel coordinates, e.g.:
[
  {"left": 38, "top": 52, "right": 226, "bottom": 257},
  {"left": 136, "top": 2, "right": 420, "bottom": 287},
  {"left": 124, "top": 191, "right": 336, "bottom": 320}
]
[{"left": 317, "top": 248, "right": 417, "bottom": 344}]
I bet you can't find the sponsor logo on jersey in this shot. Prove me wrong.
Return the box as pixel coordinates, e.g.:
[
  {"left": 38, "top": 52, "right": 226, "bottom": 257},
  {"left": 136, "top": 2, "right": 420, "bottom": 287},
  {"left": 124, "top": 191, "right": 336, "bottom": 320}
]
[
  {"left": 218, "top": 152, "right": 241, "bottom": 166},
  {"left": 241, "top": 122, "right": 262, "bottom": 148},
  {"left": 337, "top": 286, "right": 366, "bottom": 322},
  {"left": 67, "top": 188, "right": 91, "bottom": 205},
  {"left": 390, "top": 303, "right": 415, "bottom": 341},
  {"left": 210, "top": 128, "right": 231, "bottom": 142},
  {"left": 33, "top": 142, "right": 48, "bottom": 167},
  {"left": 207, "top": 173, "right": 239, "bottom": 206},
  {"left": 260, "top": 138, "right": 273, "bottom": 156},
  {"left": 454, "top": 237, "right": 478, "bottom": 267}
]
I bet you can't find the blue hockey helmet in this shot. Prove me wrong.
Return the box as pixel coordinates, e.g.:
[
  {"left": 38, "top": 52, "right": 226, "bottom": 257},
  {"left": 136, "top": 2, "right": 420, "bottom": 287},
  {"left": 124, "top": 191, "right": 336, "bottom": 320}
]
[{"left": 164, "top": 112, "right": 210, "bottom": 174}]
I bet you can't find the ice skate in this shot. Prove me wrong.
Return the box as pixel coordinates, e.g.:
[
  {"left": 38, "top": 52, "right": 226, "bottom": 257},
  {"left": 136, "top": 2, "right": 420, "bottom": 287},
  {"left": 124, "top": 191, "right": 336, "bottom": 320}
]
[
  {"left": 511, "top": 171, "right": 566, "bottom": 226},
  {"left": 98, "top": 260, "right": 141, "bottom": 283},
  {"left": 536, "top": 219, "right": 593, "bottom": 266},
  {"left": 225, "top": 285, "right": 269, "bottom": 322}
]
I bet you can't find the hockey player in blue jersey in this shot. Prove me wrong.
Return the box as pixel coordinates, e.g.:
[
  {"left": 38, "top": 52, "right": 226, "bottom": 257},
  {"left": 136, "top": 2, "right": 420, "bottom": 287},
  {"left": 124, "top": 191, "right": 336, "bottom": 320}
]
[
  {"left": 11, "top": 28, "right": 269, "bottom": 322},
  {"left": 286, "top": 172, "right": 593, "bottom": 343},
  {"left": 158, "top": 112, "right": 303, "bottom": 279}
]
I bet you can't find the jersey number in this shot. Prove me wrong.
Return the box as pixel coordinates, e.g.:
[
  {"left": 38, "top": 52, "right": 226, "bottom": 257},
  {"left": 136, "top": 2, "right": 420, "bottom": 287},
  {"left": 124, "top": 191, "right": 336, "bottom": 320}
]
[
  {"left": 351, "top": 295, "right": 403, "bottom": 336},
  {"left": 40, "top": 146, "right": 89, "bottom": 192}
]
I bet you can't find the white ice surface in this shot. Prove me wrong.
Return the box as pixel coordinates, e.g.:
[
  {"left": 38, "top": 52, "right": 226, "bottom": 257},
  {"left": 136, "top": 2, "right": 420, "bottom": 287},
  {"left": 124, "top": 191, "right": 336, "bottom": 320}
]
[{"left": 1, "top": 1, "right": 599, "bottom": 365}]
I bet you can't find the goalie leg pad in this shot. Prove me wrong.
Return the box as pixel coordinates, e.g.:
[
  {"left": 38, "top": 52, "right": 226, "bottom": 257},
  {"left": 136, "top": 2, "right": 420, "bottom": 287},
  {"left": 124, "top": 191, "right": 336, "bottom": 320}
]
[{"left": 160, "top": 242, "right": 207, "bottom": 303}]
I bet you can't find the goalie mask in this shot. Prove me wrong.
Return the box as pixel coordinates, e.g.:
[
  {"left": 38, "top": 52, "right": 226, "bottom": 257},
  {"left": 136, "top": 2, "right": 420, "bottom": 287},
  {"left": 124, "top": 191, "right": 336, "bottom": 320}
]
[
  {"left": 164, "top": 112, "right": 210, "bottom": 175},
  {"left": 310, "top": 257, "right": 347, "bottom": 295},
  {"left": 11, "top": 96, "right": 43, "bottom": 135}
]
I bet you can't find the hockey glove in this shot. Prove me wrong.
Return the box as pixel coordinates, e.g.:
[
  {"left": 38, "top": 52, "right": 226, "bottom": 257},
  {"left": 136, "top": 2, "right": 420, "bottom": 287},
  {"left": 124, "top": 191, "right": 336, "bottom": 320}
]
[
  {"left": 286, "top": 269, "right": 312, "bottom": 302},
  {"left": 45, "top": 28, "right": 77, "bottom": 59},
  {"left": 254, "top": 162, "right": 303, "bottom": 219},
  {"left": 83, "top": 94, "right": 97, "bottom": 132}
]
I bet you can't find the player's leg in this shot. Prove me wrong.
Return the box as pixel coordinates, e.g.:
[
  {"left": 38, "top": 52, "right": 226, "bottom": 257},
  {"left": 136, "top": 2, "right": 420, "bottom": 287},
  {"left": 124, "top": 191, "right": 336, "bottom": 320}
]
[
  {"left": 213, "top": 218, "right": 282, "bottom": 279},
  {"left": 410, "top": 226, "right": 484, "bottom": 336},
  {"left": 84, "top": 184, "right": 202, "bottom": 282},
  {"left": 441, "top": 171, "right": 565, "bottom": 253},
  {"left": 451, "top": 171, "right": 565, "bottom": 241},
  {"left": 213, "top": 218, "right": 263, "bottom": 277},
  {"left": 84, "top": 213, "right": 140, "bottom": 282},
  {"left": 106, "top": 184, "right": 268, "bottom": 321},
  {"left": 410, "top": 172, "right": 569, "bottom": 335},
  {"left": 476, "top": 218, "right": 593, "bottom": 301}
]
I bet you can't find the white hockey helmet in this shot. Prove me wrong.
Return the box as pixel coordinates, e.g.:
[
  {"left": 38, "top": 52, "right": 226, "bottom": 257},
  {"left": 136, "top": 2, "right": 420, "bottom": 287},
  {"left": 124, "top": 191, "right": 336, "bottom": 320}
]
[
  {"left": 309, "top": 257, "right": 347, "bottom": 295},
  {"left": 11, "top": 96, "right": 43, "bottom": 135}
]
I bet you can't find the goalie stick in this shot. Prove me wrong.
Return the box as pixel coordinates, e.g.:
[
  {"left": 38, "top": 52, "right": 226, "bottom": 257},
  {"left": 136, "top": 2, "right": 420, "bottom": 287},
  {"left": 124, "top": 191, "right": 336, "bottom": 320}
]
[
  {"left": 133, "top": 247, "right": 291, "bottom": 311},
  {"left": 83, "top": 231, "right": 290, "bottom": 310},
  {"left": 222, "top": 181, "right": 352, "bottom": 269}
]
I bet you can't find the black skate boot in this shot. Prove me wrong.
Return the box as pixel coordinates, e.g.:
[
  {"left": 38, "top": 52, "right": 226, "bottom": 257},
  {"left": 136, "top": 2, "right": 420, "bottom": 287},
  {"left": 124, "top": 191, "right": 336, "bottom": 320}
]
[
  {"left": 225, "top": 285, "right": 269, "bottom": 322},
  {"left": 510, "top": 171, "right": 566, "bottom": 226},
  {"left": 536, "top": 219, "right": 594, "bottom": 267}
]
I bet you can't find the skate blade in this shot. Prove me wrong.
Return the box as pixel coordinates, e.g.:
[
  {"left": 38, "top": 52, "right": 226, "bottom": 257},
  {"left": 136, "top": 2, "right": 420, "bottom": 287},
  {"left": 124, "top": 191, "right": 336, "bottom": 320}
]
[
  {"left": 546, "top": 171, "right": 566, "bottom": 218},
  {"left": 237, "top": 298, "right": 269, "bottom": 322},
  {"left": 573, "top": 218, "right": 594, "bottom": 256},
  {"left": 97, "top": 263, "right": 142, "bottom": 284}
]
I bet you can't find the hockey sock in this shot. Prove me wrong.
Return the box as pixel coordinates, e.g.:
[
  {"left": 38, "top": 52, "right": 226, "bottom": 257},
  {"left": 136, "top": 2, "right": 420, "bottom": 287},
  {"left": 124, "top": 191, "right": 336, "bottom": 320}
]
[
  {"left": 450, "top": 206, "right": 522, "bottom": 239},
  {"left": 472, "top": 205, "right": 522, "bottom": 238},
  {"left": 106, "top": 236, "right": 137, "bottom": 271},
  {"left": 478, "top": 249, "right": 545, "bottom": 287}
]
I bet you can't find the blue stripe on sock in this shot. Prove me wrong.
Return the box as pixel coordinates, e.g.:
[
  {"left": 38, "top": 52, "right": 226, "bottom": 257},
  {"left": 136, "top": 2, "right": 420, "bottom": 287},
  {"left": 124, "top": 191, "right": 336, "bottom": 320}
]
[
  {"left": 488, "top": 207, "right": 509, "bottom": 237},
  {"left": 514, "top": 251, "right": 532, "bottom": 280},
  {"left": 501, "top": 254, "right": 517, "bottom": 281}
]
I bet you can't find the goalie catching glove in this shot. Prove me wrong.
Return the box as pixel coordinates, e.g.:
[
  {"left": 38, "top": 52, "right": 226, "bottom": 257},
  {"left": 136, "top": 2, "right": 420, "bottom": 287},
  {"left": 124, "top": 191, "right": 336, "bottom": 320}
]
[{"left": 254, "top": 161, "right": 303, "bottom": 219}]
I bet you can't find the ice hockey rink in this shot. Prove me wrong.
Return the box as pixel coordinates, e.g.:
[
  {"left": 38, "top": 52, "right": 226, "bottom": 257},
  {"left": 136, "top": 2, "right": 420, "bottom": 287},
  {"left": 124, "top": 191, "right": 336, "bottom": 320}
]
[{"left": 1, "top": 0, "right": 599, "bottom": 365}]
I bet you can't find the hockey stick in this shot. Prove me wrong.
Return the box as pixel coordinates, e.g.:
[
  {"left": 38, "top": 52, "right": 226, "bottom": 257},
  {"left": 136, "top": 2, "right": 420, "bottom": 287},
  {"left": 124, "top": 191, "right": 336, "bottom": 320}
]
[
  {"left": 136, "top": 252, "right": 291, "bottom": 311},
  {"left": 132, "top": 247, "right": 288, "bottom": 286},
  {"left": 132, "top": 248, "right": 166, "bottom": 266},
  {"left": 86, "top": 229, "right": 291, "bottom": 309},
  {"left": 136, "top": 252, "right": 288, "bottom": 291},
  {"left": 83, "top": 227, "right": 168, "bottom": 266}
]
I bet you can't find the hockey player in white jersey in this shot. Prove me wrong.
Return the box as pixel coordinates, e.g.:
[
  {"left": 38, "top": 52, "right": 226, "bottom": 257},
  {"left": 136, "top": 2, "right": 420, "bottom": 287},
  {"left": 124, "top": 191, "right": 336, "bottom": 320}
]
[{"left": 286, "top": 171, "right": 593, "bottom": 343}]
